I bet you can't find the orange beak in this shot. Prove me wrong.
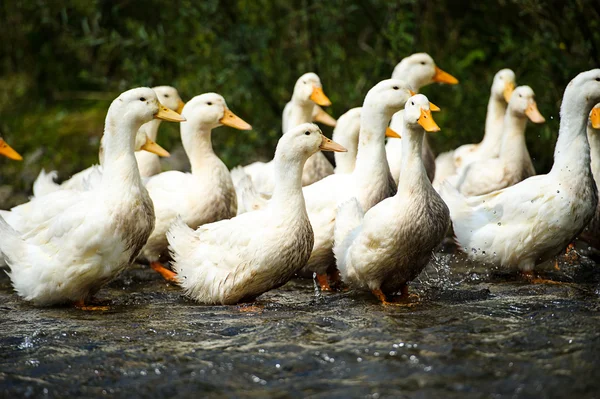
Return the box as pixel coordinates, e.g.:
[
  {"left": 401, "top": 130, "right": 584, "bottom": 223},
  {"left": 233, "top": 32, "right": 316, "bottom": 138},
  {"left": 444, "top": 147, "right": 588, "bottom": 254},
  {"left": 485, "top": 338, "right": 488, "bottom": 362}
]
[
  {"left": 385, "top": 127, "right": 401, "bottom": 138},
  {"left": 313, "top": 107, "right": 337, "bottom": 127},
  {"left": 591, "top": 107, "right": 600, "bottom": 129},
  {"left": 310, "top": 86, "right": 332, "bottom": 107},
  {"left": 418, "top": 108, "right": 441, "bottom": 132},
  {"left": 525, "top": 101, "right": 546, "bottom": 124},
  {"left": 433, "top": 66, "right": 459, "bottom": 85},
  {"left": 176, "top": 99, "right": 185, "bottom": 114},
  {"left": 140, "top": 136, "right": 170, "bottom": 157},
  {"left": 503, "top": 82, "right": 516, "bottom": 103},
  {"left": 155, "top": 105, "right": 186, "bottom": 122},
  {"left": 319, "top": 135, "right": 347, "bottom": 152},
  {"left": 220, "top": 109, "right": 252, "bottom": 130},
  {"left": 0, "top": 138, "right": 23, "bottom": 161}
]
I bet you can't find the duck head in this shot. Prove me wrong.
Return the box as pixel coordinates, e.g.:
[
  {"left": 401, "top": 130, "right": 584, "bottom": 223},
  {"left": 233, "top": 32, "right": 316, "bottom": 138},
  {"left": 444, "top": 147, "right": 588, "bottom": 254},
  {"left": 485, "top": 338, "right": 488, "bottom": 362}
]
[
  {"left": 277, "top": 123, "right": 346, "bottom": 162},
  {"left": 0, "top": 138, "right": 22, "bottom": 161},
  {"left": 491, "top": 69, "right": 516, "bottom": 103},
  {"left": 181, "top": 93, "right": 252, "bottom": 131},
  {"left": 391, "top": 53, "right": 458, "bottom": 90},
  {"left": 292, "top": 73, "right": 332, "bottom": 107},
  {"left": 153, "top": 86, "right": 186, "bottom": 114},
  {"left": 404, "top": 94, "right": 441, "bottom": 133},
  {"left": 507, "top": 86, "right": 545, "bottom": 123},
  {"left": 109, "top": 87, "right": 185, "bottom": 127}
]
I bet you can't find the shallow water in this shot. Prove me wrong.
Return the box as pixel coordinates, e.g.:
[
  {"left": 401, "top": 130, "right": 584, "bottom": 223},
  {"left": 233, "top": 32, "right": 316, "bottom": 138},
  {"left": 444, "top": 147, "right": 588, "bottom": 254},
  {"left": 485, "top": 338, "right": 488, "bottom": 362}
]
[{"left": 0, "top": 250, "right": 599, "bottom": 398}]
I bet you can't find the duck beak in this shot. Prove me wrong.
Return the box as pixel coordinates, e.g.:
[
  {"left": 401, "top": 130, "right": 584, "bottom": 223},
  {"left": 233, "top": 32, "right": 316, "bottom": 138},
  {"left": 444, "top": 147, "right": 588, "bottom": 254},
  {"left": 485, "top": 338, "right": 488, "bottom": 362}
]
[
  {"left": 313, "top": 107, "right": 337, "bottom": 127},
  {"left": 0, "top": 139, "right": 23, "bottom": 161},
  {"left": 418, "top": 108, "right": 441, "bottom": 132},
  {"left": 525, "top": 101, "right": 546, "bottom": 124},
  {"left": 503, "top": 82, "right": 516, "bottom": 103},
  {"left": 176, "top": 99, "right": 186, "bottom": 114},
  {"left": 433, "top": 66, "right": 459, "bottom": 85},
  {"left": 220, "top": 109, "right": 252, "bottom": 130},
  {"left": 310, "top": 86, "right": 332, "bottom": 107},
  {"left": 591, "top": 107, "right": 600, "bottom": 129},
  {"left": 140, "top": 136, "right": 170, "bottom": 157},
  {"left": 385, "top": 127, "right": 401, "bottom": 138},
  {"left": 155, "top": 105, "right": 186, "bottom": 122},
  {"left": 319, "top": 135, "right": 347, "bottom": 152}
]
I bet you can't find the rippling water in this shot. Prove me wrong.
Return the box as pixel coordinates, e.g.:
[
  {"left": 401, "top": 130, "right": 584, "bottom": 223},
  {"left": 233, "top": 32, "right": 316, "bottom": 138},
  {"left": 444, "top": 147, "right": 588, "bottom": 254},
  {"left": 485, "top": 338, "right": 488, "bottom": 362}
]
[{"left": 1, "top": 247, "right": 599, "bottom": 398}]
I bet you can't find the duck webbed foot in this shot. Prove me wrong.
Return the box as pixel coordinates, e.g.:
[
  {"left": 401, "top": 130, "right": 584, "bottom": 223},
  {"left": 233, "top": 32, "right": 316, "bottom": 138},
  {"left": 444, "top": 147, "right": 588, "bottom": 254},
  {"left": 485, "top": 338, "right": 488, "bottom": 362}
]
[
  {"left": 372, "top": 286, "right": 418, "bottom": 307},
  {"left": 237, "top": 303, "right": 264, "bottom": 313},
  {"left": 150, "top": 261, "right": 178, "bottom": 283},
  {"left": 520, "top": 271, "right": 561, "bottom": 285},
  {"left": 315, "top": 273, "right": 332, "bottom": 291},
  {"left": 73, "top": 299, "right": 110, "bottom": 311}
]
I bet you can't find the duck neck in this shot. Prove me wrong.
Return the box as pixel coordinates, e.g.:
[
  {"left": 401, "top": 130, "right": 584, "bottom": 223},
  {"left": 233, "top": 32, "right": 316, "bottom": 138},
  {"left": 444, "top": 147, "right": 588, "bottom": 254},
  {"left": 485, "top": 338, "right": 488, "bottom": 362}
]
[
  {"left": 480, "top": 94, "right": 507, "bottom": 152},
  {"left": 140, "top": 119, "right": 162, "bottom": 141},
  {"left": 181, "top": 123, "right": 216, "bottom": 175},
  {"left": 286, "top": 99, "right": 314, "bottom": 132},
  {"left": 499, "top": 110, "right": 528, "bottom": 165},
  {"left": 354, "top": 106, "right": 392, "bottom": 178},
  {"left": 270, "top": 153, "right": 307, "bottom": 213},
  {"left": 551, "top": 94, "right": 593, "bottom": 176},
  {"left": 396, "top": 124, "right": 428, "bottom": 194},
  {"left": 101, "top": 116, "right": 144, "bottom": 187}
]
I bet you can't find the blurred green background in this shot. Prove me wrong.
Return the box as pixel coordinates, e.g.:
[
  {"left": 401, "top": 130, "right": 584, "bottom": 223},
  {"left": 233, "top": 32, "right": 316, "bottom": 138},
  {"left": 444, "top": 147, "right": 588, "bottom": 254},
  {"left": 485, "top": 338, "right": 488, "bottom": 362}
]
[{"left": 1, "top": 0, "right": 599, "bottom": 207}]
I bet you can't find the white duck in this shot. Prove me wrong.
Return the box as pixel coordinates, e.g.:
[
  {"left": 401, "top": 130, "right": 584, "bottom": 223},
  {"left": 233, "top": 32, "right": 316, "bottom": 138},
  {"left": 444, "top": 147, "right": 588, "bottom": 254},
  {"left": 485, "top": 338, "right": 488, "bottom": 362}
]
[
  {"left": 0, "top": 88, "right": 184, "bottom": 307},
  {"left": 134, "top": 86, "right": 185, "bottom": 177},
  {"left": 332, "top": 107, "right": 361, "bottom": 174},
  {"left": 141, "top": 93, "right": 252, "bottom": 277},
  {"left": 243, "top": 73, "right": 333, "bottom": 193},
  {"left": 386, "top": 53, "right": 458, "bottom": 184},
  {"left": 449, "top": 85, "right": 545, "bottom": 196},
  {"left": 334, "top": 94, "right": 449, "bottom": 303},
  {"left": 433, "top": 69, "right": 516, "bottom": 188},
  {"left": 298, "top": 79, "right": 411, "bottom": 289},
  {"left": 165, "top": 123, "right": 346, "bottom": 305},
  {"left": 580, "top": 104, "right": 600, "bottom": 249},
  {"left": 440, "top": 69, "right": 600, "bottom": 276}
]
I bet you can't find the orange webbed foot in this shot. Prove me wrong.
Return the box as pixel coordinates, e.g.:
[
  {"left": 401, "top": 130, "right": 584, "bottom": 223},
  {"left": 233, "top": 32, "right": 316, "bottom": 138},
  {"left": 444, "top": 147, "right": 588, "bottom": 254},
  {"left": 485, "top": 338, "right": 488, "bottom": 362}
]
[
  {"left": 150, "top": 262, "right": 178, "bottom": 283},
  {"left": 315, "top": 273, "right": 332, "bottom": 291},
  {"left": 74, "top": 299, "right": 109, "bottom": 311},
  {"left": 521, "top": 271, "right": 561, "bottom": 285},
  {"left": 237, "top": 304, "right": 264, "bottom": 313}
]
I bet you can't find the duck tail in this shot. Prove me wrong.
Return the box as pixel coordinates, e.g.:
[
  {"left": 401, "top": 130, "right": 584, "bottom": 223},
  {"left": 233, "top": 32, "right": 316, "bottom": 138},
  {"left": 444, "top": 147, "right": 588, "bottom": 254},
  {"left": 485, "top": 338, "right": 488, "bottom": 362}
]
[
  {"left": 0, "top": 215, "right": 24, "bottom": 269},
  {"left": 230, "top": 166, "right": 269, "bottom": 215},
  {"left": 333, "top": 198, "right": 364, "bottom": 275},
  {"left": 166, "top": 216, "right": 197, "bottom": 263},
  {"left": 32, "top": 169, "right": 60, "bottom": 198}
]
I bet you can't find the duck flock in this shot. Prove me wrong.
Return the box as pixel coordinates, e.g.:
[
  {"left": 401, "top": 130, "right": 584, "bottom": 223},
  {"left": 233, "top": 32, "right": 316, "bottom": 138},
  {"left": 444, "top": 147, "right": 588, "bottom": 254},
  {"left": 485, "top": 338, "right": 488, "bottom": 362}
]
[{"left": 1, "top": 53, "right": 599, "bottom": 309}]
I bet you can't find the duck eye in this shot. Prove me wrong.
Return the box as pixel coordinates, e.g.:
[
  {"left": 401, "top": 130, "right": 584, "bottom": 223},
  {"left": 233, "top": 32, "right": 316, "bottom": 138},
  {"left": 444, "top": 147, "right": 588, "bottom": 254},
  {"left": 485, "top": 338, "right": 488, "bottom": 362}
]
[
  {"left": 139, "top": 97, "right": 146, "bottom": 102},
  {"left": 411, "top": 101, "right": 415, "bottom": 106},
  {"left": 164, "top": 94, "right": 170, "bottom": 98},
  {"left": 305, "top": 131, "right": 310, "bottom": 135},
  {"left": 596, "top": 78, "right": 600, "bottom": 82},
  {"left": 421, "top": 61, "right": 426, "bottom": 65},
  {"left": 207, "top": 102, "right": 213, "bottom": 106},
  {"left": 393, "top": 86, "right": 399, "bottom": 90},
  {"left": 518, "top": 94, "right": 522, "bottom": 98}
]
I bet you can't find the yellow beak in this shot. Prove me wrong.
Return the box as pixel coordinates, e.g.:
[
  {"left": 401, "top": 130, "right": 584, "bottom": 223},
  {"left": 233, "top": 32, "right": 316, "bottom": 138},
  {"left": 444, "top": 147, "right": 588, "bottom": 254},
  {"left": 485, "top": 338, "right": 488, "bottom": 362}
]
[
  {"left": 525, "top": 101, "right": 546, "bottom": 124},
  {"left": 503, "top": 82, "right": 516, "bottom": 103},
  {"left": 220, "top": 109, "right": 252, "bottom": 130},
  {"left": 433, "top": 66, "right": 459, "bottom": 85},
  {"left": 0, "top": 139, "right": 23, "bottom": 161},
  {"left": 155, "top": 105, "right": 186, "bottom": 122},
  {"left": 176, "top": 99, "right": 186, "bottom": 114},
  {"left": 385, "top": 127, "right": 401, "bottom": 138},
  {"left": 319, "top": 135, "right": 347, "bottom": 152},
  {"left": 140, "top": 136, "right": 170, "bottom": 157},
  {"left": 313, "top": 107, "right": 337, "bottom": 127},
  {"left": 310, "top": 86, "right": 332, "bottom": 107},
  {"left": 418, "top": 108, "right": 441, "bottom": 132},
  {"left": 591, "top": 107, "right": 600, "bottom": 129}
]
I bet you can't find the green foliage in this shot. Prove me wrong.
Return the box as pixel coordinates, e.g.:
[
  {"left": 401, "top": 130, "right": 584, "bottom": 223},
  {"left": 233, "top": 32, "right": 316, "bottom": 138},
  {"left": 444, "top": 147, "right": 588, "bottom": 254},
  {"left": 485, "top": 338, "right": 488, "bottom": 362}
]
[{"left": 0, "top": 0, "right": 599, "bottom": 201}]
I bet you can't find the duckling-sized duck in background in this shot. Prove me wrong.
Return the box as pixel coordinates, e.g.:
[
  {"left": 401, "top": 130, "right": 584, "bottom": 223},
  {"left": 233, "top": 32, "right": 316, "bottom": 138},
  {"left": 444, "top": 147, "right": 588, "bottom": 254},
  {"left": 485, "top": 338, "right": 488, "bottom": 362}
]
[
  {"left": 165, "top": 124, "right": 346, "bottom": 305},
  {"left": 332, "top": 107, "right": 361, "bottom": 174},
  {"left": 135, "top": 86, "right": 185, "bottom": 177},
  {"left": 440, "top": 69, "right": 600, "bottom": 279},
  {"left": 142, "top": 93, "right": 251, "bottom": 279},
  {"left": 243, "top": 73, "right": 333, "bottom": 193},
  {"left": 386, "top": 53, "right": 459, "bottom": 184},
  {"left": 334, "top": 94, "right": 448, "bottom": 304},
  {"left": 0, "top": 88, "right": 184, "bottom": 307},
  {"left": 433, "top": 69, "right": 516, "bottom": 189},
  {"left": 448, "top": 85, "right": 545, "bottom": 196},
  {"left": 580, "top": 104, "right": 600, "bottom": 250}
]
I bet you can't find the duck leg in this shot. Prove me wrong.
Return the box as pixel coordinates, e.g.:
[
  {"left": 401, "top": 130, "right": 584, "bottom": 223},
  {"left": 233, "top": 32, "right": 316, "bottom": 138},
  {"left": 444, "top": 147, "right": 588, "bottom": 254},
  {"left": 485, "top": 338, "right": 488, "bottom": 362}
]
[
  {"left": 372, "top": 286, "right": 416, "bottom": 307},
  {"left": 73, "top": 299, "right": 109, "bottom": 311},
  {"left": 150, "top": 261, "right": 178, "bottom": 283},
  {"left": 315, "top": 273, "right": 332, "bottom": 291}
]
